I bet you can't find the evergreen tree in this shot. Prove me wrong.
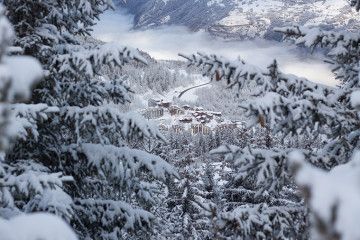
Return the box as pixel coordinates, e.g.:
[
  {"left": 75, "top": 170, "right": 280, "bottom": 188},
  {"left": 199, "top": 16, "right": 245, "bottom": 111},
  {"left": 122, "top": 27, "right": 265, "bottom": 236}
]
[
  {"left": 3, "top": 1, "right": 177, "bottom": 238},
  {"left": 181, "top": 3, "right": 360, "bottom": 236},
  {"left": 0, "top": 4, "right": 76, "bottom": 239}
]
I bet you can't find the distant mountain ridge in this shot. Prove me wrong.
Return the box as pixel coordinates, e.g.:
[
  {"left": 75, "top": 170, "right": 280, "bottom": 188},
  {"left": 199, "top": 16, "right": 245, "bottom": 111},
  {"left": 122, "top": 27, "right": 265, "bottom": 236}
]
[{"left": 117, "top": 0, "right": 360, "bottom": 40}]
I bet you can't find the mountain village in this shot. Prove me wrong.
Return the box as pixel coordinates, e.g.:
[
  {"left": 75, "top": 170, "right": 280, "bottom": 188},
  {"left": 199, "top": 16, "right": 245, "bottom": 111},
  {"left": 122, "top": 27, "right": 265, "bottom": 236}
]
[{"left": 140, "top": 99, "right": 244, "bottom": 135}]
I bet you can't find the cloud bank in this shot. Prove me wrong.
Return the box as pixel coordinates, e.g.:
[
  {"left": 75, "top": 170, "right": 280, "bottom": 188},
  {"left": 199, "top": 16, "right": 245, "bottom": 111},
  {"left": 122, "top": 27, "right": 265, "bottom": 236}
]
[{"left": 93, "top": 9, "right": 337, "bottom": 86}]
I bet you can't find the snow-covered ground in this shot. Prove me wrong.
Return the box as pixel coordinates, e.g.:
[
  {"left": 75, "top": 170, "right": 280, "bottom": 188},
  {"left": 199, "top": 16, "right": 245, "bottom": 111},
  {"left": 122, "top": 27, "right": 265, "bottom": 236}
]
[{"left": 93, "top": 10, "right": 337, "bottom": 87}]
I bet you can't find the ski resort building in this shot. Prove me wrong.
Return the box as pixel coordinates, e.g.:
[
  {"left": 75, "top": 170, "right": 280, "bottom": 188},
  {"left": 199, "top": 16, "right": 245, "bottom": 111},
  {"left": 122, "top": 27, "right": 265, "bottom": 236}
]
[
  {"left": 191, "top": 124, "right": 211, "bottom": 135},
  {"left": 216, "top": 122, "right": 238, "bottom": 131},
  {"left": 148, "top": 99, "right": 171, "bottom": 108},
  {"left": 169, "top": 105, "right": 185, "bottom": 116},
  {"left": 172, "top": 125, "right": 184, "bottom": 133},
  {"left": 142, "top": 107, "right": 164, "bottom": 119}
]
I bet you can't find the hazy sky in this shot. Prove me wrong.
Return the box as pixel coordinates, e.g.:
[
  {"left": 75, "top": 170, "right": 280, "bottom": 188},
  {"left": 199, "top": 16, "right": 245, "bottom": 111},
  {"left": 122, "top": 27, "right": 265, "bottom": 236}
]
[{"left": 93, "top": 9, "right": 337, "bottom": 86}]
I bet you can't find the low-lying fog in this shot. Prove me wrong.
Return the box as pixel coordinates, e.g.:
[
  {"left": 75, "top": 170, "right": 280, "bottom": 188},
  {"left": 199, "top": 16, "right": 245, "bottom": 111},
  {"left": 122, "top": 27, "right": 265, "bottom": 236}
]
[{"left": 93, "top": 9, "right": 337, "bottom": 86}]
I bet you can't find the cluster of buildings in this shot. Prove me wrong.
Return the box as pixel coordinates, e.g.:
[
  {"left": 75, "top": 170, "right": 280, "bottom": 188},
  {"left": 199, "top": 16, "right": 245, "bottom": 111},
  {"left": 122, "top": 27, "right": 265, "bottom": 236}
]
[{"left": 140, "top": 99, "right": 242, "bottom": 135}]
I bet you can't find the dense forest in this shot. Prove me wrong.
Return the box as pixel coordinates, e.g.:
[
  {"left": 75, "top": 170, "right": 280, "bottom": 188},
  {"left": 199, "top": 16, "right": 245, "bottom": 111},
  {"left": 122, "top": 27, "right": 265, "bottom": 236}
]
[{"left": 1, "top": 0, "right": 360, "bottom": 240}]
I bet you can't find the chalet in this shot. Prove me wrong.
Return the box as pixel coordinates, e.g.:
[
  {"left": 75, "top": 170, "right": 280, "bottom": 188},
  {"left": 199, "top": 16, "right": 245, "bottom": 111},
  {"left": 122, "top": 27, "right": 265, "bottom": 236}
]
[
  {"left": 179, "top": 116, "right": 193, "bottom": 123},
  {"left": 191, "top": 124, "right": 211, "bottom": 135},
  {"left": 171, "top": 125, "right": 184, "bottom": 133},
  {"left": 148, "top": 99, "right": 171, "bottom": 108},
  {"left": 216, "top": 122, "right": 238, "bottom": 131},
  {"left": 148, "top": 99, "right": 158, "bottom": 107},
  {"left": 192, "top": 111, "right": 213, "bottom": 124},
  {"left": 142, "top": 107, "right": 164, "bottom": 119},
  {"left": 210, "top": 111, "right": 222, "bottom": 117},
  {"left": 158, "top": 100, "right": 171, "bottom": 108},
  {"left": 182, "top": 105, "right": 193, "bottom": 110},
  {"left": 169, "top": 105, "right": 185, "bottom": 116}
]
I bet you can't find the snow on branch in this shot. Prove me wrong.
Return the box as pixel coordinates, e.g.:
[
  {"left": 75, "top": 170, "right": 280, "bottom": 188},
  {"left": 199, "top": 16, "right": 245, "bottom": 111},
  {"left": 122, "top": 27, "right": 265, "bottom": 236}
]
[
  {"left": 3, "top": 56, "right": 43, "bottom": 102},
  {"left": 6, "top": 104, "right": 59, "bottom": 142},
  {"left": 75, "top": 199, "right": 153, "bottom": 231},
  {"left": 24, "top": 188, "right": 74, "bottom": 222},
  {"left": 179, "top": 52, "right": 265, "bottom": 89},
  {"left": 53, "top": 43, "right": 147, "bottom": 79},
  {"left": 1, "top": 160, "right": 73, "bottom": 216},
  {"left": 275, "top": 25, "right": 360, "bottom": 88},
  {"left": 61, "top": 77, "right": 132, "bottom": 107},
  {"left": 66, "top": 143, "right": 177, "bottom": 182},
  {"left": 0, "top": 213, "right": 77, "bottom": 240},
  {"left": 4, "top": 171, "right": 71, "bottom": 196},
  {"left": 274, "top": 26, "right": 360, "bottom": 53},
  {"left": 289, "top": 151, "right": 360, "bottom": 240},
  {"left": 219, "top": 203, "right": 299, "bottom": 240},
  {"left": 0, "top": 11, "right": 43, "bottom": 102},
  {"left": 63, "top": 105, "right": 166, "bottom": 143},
  {"left": 0, "top": 6, "right": 47, "bottom": 150},
  {"left": 211, "top": 145, "right": 289, "bottom": 195}
]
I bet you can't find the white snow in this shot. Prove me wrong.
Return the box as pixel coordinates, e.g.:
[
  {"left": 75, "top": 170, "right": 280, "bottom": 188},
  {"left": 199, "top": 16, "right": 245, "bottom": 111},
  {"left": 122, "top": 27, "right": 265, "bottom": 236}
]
[
  {"left": 351, "top": 90, "right": 360, "bottom": 108},
  {"left": 67, "top": 143, "right": 178, "bottom": 181},
  {"left": 290, "top": 150, "right": 360, "bottom": 240},
  {"left": 0, "top": 10, "right": 13, "bottom": 48},
  {"left": 0, "top": 213, "right": 77, "bottom": 240},
  {"left": 4, "top": 56, "right": 43, "bottom": 101}
]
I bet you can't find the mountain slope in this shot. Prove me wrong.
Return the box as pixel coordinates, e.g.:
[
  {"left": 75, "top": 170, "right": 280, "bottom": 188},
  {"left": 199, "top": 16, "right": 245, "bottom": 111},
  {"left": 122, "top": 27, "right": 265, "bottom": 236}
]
[{"left": 117, "top": 0, "right": 360, "bottom": 40}]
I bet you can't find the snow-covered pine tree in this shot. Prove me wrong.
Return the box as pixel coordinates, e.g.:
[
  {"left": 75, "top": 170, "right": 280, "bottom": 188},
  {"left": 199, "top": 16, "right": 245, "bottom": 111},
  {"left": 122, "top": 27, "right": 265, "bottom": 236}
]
[
  {"left": 181, "top": 2, "right": 360, "bottom": 238},
  {"left": 154, "top": 130, "right": 230, "bottom": 239},
  {"left": 180, "top": 52, "right": 318, "bottom": 238},
  {"left": 0, "top": 5, "right": 76, "bottom": 240},
  {"left": 210, "top": 145, "right": 305, "bottom": 239},
  {"left": 273, "top": 22, "right": 360, "bottom": 240},
  {"left": 3, "top": 1, "right": 177, "bottom": 238}
]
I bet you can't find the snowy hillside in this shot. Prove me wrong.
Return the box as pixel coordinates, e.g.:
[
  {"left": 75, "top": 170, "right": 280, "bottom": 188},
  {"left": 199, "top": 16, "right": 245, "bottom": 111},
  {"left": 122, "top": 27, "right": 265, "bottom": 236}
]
[{"left": 117, "top": 0, "right": 360, "bottom": 40}]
